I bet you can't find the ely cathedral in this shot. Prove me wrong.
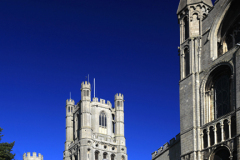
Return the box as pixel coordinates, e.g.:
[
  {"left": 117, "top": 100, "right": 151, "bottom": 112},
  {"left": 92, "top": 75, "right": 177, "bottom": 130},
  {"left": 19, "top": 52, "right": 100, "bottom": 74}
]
[{"left": 151, "top": 0, "right": 240, "bottom": 160}]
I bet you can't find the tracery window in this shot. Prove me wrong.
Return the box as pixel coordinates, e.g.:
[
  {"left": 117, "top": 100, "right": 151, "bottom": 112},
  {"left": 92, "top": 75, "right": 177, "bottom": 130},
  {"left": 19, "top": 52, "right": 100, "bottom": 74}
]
[
  {"left": 99, "top": 112, "right": 107, "bottom": 128},
  {"left": 204, "top": 65, "right": 232, "bottom": 123}
]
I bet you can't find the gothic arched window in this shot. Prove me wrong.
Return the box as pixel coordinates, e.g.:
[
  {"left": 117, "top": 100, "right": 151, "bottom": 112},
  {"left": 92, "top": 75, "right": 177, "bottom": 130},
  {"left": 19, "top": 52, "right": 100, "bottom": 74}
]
[
  {"left": 205, "top": 65, "right": 232, "bottom": 123},
  {"left": 99, "top": 112, "right": 107, "bottom": 128}
]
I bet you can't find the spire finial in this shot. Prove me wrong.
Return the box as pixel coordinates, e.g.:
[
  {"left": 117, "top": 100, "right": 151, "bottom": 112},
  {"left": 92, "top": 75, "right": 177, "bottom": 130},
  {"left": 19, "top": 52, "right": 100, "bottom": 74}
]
[{"left": 70, "top": 92, "right": 71, "bottom": 100}]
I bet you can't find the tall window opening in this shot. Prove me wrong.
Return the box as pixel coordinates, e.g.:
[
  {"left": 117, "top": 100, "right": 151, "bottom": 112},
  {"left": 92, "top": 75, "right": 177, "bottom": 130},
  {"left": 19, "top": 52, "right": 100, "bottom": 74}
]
[
  {"left": 205, "top": 65, "right": 232, "bottom": 123},
  {"left": 111, "top": 154, "right": 115, "bottom": 160},
  {"left": 214, "top": 75, "right": 230, "bottom": 118},
  {"left": 99, "top": 112, "right": 107, "bottom": 127},
  {"left": 184, "top": 48, "right": 190, "bottom": 77},
  {"left": 99, "top": 112, "right": 107, "bottom": 134},
  {"left": 203, "top": 129, "right": 208, "bottom": 148},
  {"left": 210, "top": 126, "right": 214, "bottom": 146},
  {"left": 95, "top": 151, "right": 99, "bottom": 160},
  {"left": 103, "top": 152, "right": 107, "bottom": 159},
  {"left": 231, "top": 116, "right": 236, "bottom": 137},
  {"left": 223, "top": 120, "right": 229, "bottom": 140},
  {"left": 112, "top": 114, "right": 115, "bottom": 133},
  {"left": 217, "top": 123, "right": 221, "bottom": 143}
]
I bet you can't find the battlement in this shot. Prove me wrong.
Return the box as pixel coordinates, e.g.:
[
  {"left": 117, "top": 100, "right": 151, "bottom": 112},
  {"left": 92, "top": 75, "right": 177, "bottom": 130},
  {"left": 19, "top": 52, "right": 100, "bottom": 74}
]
[
  {"left": 92, "top": 97, "right": 112, "bottom": 108},
  {"left": 23, "top": 152, "right": 43, "bottom": 160},
  {"left": 151, "top": 133, "right": 180, "bottom": 158},
  {"left": 66, "top": 99, "right": 75, "bottom": 105},
  {"left": 81, "top": 81, "right": 91, "bottom": 89},
  {"left": 115, "top": 93, "right": 124, "bottom": 100}
]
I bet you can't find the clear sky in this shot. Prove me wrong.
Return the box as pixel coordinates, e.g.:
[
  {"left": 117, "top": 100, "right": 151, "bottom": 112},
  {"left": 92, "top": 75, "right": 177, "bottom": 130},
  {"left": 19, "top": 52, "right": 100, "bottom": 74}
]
[{"left": 0, "top": 0, "right": 187, "bottom": 160}]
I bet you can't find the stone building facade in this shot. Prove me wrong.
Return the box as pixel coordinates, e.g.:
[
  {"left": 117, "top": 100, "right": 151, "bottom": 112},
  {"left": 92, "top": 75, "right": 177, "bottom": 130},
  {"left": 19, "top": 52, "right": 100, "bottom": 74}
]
[
  {"left": 63, "top": 81, "right": 127, "bottom": 160},
  {"left": 152, "top": 0, "right": 240, "bottom": 159},
  {"left": 23, "top": 152, "right": 43, "bottom": 160}
]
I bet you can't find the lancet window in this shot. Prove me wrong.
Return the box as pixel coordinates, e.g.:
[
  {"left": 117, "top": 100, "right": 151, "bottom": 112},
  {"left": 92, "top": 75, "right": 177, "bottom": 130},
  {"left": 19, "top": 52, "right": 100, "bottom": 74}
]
[{"left": 99, "top": 112, "right": 107, "bottom": 128}]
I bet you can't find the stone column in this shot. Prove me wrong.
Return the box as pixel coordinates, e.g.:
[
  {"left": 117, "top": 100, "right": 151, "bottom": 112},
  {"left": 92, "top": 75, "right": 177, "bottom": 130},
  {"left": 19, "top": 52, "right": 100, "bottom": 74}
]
[
  {"left": 214, "top": 126, "right": 217, "bottom": 145},
  {"left": 207, "top": 128, "right": 210, "bottom": 147},
  {"left": 221, "top": 121, "right": 224, "bottom": 142},
  {"left": 228, "top": 119, "right": 231, "bottom": 139}
]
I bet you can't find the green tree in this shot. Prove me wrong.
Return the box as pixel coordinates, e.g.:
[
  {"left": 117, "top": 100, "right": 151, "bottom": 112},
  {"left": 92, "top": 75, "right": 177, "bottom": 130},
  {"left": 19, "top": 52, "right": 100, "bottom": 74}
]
[{"left": 0, "top": 128, "right": 15, "bottom": 160}]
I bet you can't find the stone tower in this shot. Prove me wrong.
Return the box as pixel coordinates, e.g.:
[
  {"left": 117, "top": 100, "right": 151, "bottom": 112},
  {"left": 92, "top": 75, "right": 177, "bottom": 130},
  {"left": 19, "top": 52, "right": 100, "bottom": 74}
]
[
  {"left": 63, "top": 81, "right": 127, "bottom": 160},
  {"left": 23, "top": 152, "right": 43, "bottom": 160},
  {"left": 177, "top": 0, "right": 213, "bottom": 159}
]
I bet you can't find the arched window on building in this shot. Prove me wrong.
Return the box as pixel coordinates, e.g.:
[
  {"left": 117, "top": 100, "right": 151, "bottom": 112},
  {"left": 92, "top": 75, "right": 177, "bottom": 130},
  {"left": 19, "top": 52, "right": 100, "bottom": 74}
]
[
  {"left": 184, "top": 48, "right": 190, "bottom": 77},
  {"left": 99, "top": 112, "right": 107, "bottom": 134},
  {"left": 112, "top": 114, "right": 115, "bottom": 133},
  {"left": 205, "top": 65, "right": 232, "bottom": 122},
  {"left": 121, "top": 155, "right": 125, "bottom": 160},
  {"left": 103, "top": 152, "right": 107, "bottom": 159},
  {"left": 95, "top": 151, "right": 99, "bottom": 160},
  {"left": 111, "top": 154, "right": 115, "bottom": 160},
  {"left": 99, "top": 112, "right": 107, "bottom": 127}
]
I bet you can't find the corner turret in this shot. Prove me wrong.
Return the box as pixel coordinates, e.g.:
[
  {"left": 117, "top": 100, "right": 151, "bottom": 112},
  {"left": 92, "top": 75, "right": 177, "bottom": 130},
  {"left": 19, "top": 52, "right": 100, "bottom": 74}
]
[
  {"left": 115, "top": 93, "right": 124, "bottom": 111},
  {"left": 81, "top": 81, "right": 91, "bottom": 101}
]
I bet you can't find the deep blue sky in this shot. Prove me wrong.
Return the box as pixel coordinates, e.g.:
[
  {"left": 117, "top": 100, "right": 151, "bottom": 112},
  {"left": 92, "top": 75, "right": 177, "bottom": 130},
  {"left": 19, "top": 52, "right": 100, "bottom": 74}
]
[{"left": 0, "top": 0, "right": 183, "bottom": 160}]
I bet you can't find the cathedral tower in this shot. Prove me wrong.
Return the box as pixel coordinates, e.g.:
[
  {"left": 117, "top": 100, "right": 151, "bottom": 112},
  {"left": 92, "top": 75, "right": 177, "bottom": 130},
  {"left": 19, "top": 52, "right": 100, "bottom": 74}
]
[{"left": 63, "top": 81, "right": 128, "bottom": 160}]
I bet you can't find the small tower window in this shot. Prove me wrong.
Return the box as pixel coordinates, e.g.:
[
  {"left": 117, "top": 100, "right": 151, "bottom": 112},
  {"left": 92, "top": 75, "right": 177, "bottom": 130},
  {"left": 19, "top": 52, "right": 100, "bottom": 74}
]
[
  {"left": 68, "top": 107, "right": 70, "bottom": 112},
  {"left": 87, "top": 90, "right": 89, "bottom": 96},
  {"left": 184, "top": 48, "right": 190, "bottom": 77},
  {"left": 117, "top": 101, "right": 120, "bottom": 107}
]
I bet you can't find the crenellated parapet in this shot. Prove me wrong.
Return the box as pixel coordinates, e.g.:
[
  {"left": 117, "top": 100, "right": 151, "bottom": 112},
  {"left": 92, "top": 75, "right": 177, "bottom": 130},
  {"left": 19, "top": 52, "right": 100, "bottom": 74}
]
[
  {"left": 81, "top": 81, "right": 91, "bottom": 89},
  {"left": 115, "top": 93, "right": 124, "bottom": 100},
  {"left": 92, "top": 97, "right": 112, "bottom": 108},
  {"left": 66, "top": 99, "right": 75, "bottom": 105},
  {"left": 151, "top": 134, "right": 180, "bottom": 159},
  {"left": 23, "top": 152, "right": 43, "bottom": 160}
]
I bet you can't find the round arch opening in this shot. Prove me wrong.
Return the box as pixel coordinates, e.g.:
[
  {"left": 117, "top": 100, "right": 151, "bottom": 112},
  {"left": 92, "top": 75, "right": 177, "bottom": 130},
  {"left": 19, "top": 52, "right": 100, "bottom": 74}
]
[{"left": 210, "top": 147, "right": 231, "bottom": 160}]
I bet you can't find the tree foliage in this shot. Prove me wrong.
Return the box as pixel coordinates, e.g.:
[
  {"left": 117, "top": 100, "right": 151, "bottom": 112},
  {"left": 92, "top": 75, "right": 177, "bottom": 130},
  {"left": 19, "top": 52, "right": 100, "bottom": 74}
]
[{"left": 0, "top": 128, "right": 15, "bottom": 160}]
